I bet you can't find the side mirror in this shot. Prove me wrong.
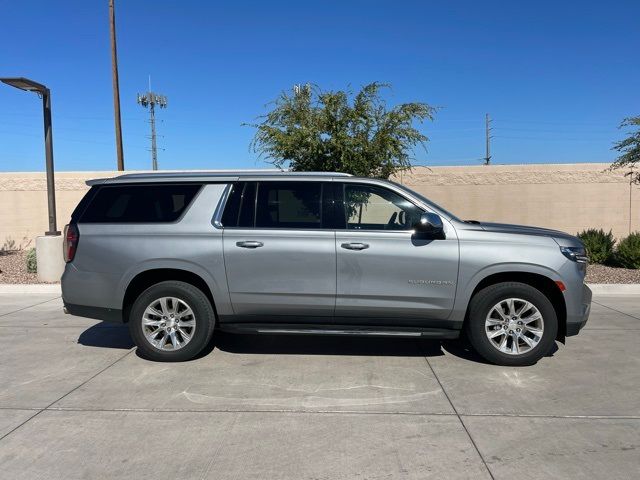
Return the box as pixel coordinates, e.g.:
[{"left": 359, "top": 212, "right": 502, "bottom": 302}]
[{"left": 413, "top": 212, "right": 445, "bottom": 239}]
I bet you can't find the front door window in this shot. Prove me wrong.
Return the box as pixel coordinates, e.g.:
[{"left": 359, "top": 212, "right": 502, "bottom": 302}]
[{"left": 343, "top": 184, "right": 423, "bottom": 231}]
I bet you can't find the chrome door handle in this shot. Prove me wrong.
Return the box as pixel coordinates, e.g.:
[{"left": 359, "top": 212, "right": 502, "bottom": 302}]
[
  {"left": 341, "top": 242, "right": 369, "bottom": 251},
  {"left": 236, "top": 241, "right": 264, "bottom": 249}
]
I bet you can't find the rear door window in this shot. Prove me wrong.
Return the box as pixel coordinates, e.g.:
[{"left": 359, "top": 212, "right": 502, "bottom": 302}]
[
  {"left": 222, "top": 181, "right": 343, "bottom": 229},
  {"left": 255, "top": 182, "right": 322, "bottom": 229},
  {"left": 80, "top": 184, "right": 201, "bottom": 223},
  {"left": 221, "top": 182, "right": 256, "bottom": 228}
]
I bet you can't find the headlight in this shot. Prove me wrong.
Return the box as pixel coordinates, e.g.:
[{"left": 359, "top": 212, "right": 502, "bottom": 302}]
[{"left": 560, "top": 246, "right": 588, "bottom": 263}]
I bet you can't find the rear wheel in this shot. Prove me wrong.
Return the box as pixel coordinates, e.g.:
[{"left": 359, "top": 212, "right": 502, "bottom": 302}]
[
  {"left": 465, "top": 282, "right": 558, "bottom": 366},
  {"left": 129, "top": 281, "right": 215, "bottom": 362}
]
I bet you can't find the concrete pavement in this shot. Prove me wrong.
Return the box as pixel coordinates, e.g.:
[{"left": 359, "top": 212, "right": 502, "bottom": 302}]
[{"left": 0, "top": 293, "right": 638, "bottom": 479}]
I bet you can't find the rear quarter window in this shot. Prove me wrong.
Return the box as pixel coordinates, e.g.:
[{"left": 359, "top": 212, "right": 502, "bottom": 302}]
[{"left": 79, "top": 184, "right": 201, "bottom": 223}]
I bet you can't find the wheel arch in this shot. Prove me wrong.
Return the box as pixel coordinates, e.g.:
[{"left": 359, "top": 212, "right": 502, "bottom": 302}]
[
  {"left": 122, "top": 268, "right": 217, "bottom": 323},
  {"left": 465, "top": 271, "right": 567, "bottom": 342}
]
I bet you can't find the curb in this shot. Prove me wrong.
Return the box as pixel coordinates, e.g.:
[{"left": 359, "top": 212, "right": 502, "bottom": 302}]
[
  {"left": 0, "top": 284, "right": 61, "bottom": 294},
  {"left": 586, "top": 284, "right": 640, "bottom": 295},
  {"left": 0, "top": 283, "right": 638, "bottom": 295}
]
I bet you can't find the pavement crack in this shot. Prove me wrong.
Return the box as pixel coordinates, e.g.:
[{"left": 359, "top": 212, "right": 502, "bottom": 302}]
[
  {"left": 198, "top": 412, "right": 239, "bottom": 480},
  {"left": 0, "top": 346, "right": 134, "bottom": 443},
  {"left": 42, "top": 406, "right": 458, "bottom": 416},
  {"left": 421, "top": 350, "right": 496, "bottom": 480},
  {"left": 0, "top": 410, "right": 43, "bottom": 443},
  {"left": 592, "top": 300, "right": 640, "bottom": 322},
  {"left": 13, "top": 406, "right": 640, "bottom": 420},
  {"left": 0, "top": 296, "right": 61, "bottom": 318}
]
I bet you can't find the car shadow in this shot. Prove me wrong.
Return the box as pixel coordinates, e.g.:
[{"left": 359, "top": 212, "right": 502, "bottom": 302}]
[
  {"left": 77, "top": 323, "right": 134, "bottom": 350},
  {"left": 439, "top": 339, "right": 492, "bottom": 364},
  {"left": 207, "top": 331, "right": 445, "bottom": 358},
  {"left": 76, "top": 323, "right": 559, "bottom": 364},
  {"left": 76, "top": 322, "right": 447, "bottom": 358},
  {"left": 440, "top": 337, "right": 559, "bottom": 365}
]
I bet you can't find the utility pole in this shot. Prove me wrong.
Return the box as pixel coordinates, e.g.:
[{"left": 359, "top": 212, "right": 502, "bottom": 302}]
[
  {"left": 628, "top": 166, "right": 634, "bottom": 235},
  {"left": 484, "top": 113, "right": 492, "bottom": 165},
  {"left": 137, "top": 78, "right": 167, "bottom": 170},
  {"left": 109, "top": 0, "right": 125, "bottom": 171}
]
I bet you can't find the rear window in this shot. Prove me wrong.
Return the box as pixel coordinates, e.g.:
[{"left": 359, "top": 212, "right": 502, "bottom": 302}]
[{"left": 79, "top": 184, "right": 201, "bottom": 223}]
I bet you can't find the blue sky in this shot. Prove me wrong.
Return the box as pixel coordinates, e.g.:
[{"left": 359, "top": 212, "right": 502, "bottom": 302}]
[{"left": 1, "top": 0, "right": 638, "bottom": 171}]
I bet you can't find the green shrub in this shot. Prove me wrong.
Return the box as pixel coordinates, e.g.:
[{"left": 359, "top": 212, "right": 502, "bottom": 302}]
[
  {"left": 26, "top": 248, "right": 37, "bottom": 273},
  {"left": 614, "top": 232, "right": 640, "bottom": 269},
  {"left": 577, "top": 229, "right": 615, "bottom": 264}
]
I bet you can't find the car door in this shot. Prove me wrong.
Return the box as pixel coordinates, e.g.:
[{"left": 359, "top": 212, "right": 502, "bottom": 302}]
[
  {"left": 221, "top": 180, "right": 336, "bottom": 320},
  {"left": 334, "top": 181, "right": 459, "bottom": 326}
]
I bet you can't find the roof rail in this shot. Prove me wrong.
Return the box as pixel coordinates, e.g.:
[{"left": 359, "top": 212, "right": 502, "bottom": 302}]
[{"left": 86, "top": 170, "right": 352, "bottom": 186}]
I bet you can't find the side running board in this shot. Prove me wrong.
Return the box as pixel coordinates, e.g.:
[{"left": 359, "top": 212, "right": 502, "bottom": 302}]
[{"left": 218, "top": 323, "right": 460, "bottom": 339}]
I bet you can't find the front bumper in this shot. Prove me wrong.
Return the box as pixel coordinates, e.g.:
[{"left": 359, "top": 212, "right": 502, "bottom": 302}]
[{"left": 566, "top": 283, "right": 592, "bottom": 337}]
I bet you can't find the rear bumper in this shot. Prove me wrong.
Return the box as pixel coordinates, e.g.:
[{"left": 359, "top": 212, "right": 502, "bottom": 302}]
[
  {"left": 62, "top": 263, "right": 124, "bottom": 323},
  {"left": 61, "top": 263, "right": 121, "bottom": 311},
  {"left": 64, "top": 302, "right": 124, "bottom": 323},
  {"left": 566, "top": 284, "right": 592, "bottom": 337}
]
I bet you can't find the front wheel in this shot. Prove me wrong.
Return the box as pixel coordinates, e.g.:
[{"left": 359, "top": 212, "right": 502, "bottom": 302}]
[
  {"left": 465, "top": 282, "right": 558, "bottom": 366},
  {"left": 129, "top": 281, "right": 215, "bottom": 362}
]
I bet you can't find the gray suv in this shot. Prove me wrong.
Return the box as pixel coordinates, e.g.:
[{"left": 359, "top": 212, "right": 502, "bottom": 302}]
[{"left": 61, "top": 171, "right": 591, "bottom": 366}]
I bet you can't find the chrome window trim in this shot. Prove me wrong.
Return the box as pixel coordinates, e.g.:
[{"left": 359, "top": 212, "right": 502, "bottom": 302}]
[
  {"left": 338, "top": 179, "right": 448, "bottom": 218},
  {"left": 79, "top": 183, "right": 204, "bottom": 225},
  {"left": 215, "top": 179, "right": 447, "bottom": 235},
  {"left": 211, "top": 183, "right": 233, "bottom": 229},
  {"left": 336, "top": 181, "right": 427, "bottom": 233}
]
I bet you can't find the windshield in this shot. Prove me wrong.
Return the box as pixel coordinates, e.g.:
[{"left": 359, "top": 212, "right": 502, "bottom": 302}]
[{"left": 388, "top": 180, "right": 461, "bottom": 221}]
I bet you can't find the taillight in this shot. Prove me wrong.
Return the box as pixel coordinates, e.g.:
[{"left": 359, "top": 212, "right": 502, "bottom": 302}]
[{"left": 63, "top": 223, "right": 79, "bottom": 262}]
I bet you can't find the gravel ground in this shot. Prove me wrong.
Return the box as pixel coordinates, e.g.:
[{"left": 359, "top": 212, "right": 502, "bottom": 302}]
[
  {"left": 1, "top": 249, "right": 639, "bottom": 285},
  {"left": 585, "top": 263, "right": 640, "bottom": 284},
  {"left": 0, "top": 250, "right": 40, "bottom": 284}
]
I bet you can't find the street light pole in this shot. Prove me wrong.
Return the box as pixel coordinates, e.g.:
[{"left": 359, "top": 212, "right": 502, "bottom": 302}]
[
  {"left": 1, "top": 76, "right": 64, "bottom": 281},
  {"left": 41, "top": 88, "right": 60, "bottom": 235},
  {"left": 0, "top": 77, "right": 59, "bottom": 235}
]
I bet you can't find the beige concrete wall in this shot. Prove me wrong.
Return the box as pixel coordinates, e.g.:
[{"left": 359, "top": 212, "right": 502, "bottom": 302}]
[
  {"left": 0, "top": 172, "right": 113, "bottom": 250},
  {"left": 395, "top": 163, "right": 639, "bottom": 240},
  {"left": 0, "top": 164, "right": 637, "bottom": 249}
]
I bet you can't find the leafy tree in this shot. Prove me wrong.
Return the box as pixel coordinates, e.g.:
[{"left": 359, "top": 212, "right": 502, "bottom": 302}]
[
  {"left": 611, "top": 116, "right": 640, "bottom": 183},
  {"left": 246, "top": 82, "right": 435, "bottom": 178}
]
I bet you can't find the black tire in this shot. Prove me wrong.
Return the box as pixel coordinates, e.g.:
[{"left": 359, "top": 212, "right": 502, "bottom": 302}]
[
  {"left": 465, "top": 282, "right": 558, "bottom": 366},
  {"left": 128, "top": 281, "right": 215, "bottom": 362}
]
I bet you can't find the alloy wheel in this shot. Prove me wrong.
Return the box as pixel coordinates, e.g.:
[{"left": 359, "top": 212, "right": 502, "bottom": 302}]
[
  {"left": 484, "top": 298, "right": 544, "bottom": 355},
  {"left": 141, "top": 297, "right": 196, "bottom": 351}
]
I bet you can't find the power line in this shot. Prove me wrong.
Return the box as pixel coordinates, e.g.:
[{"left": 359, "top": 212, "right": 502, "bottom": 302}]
[
  {"left": 0, "top": 129, "right": 148, "bottom": 148},
  {"left": 494, "top": 126, "right": 616, "bottom": 134},
  {"left": 494, "top": 119, "right": 615, "bottom": 127},
  {"left": 0, "top": 120, "right": 120, "bottom": 136},
  {"left": 0, "top": 111, "right": 144, "bottom": 122},
  {"left": 494, "top": 135, "right": 609, "bottom": 142}
]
